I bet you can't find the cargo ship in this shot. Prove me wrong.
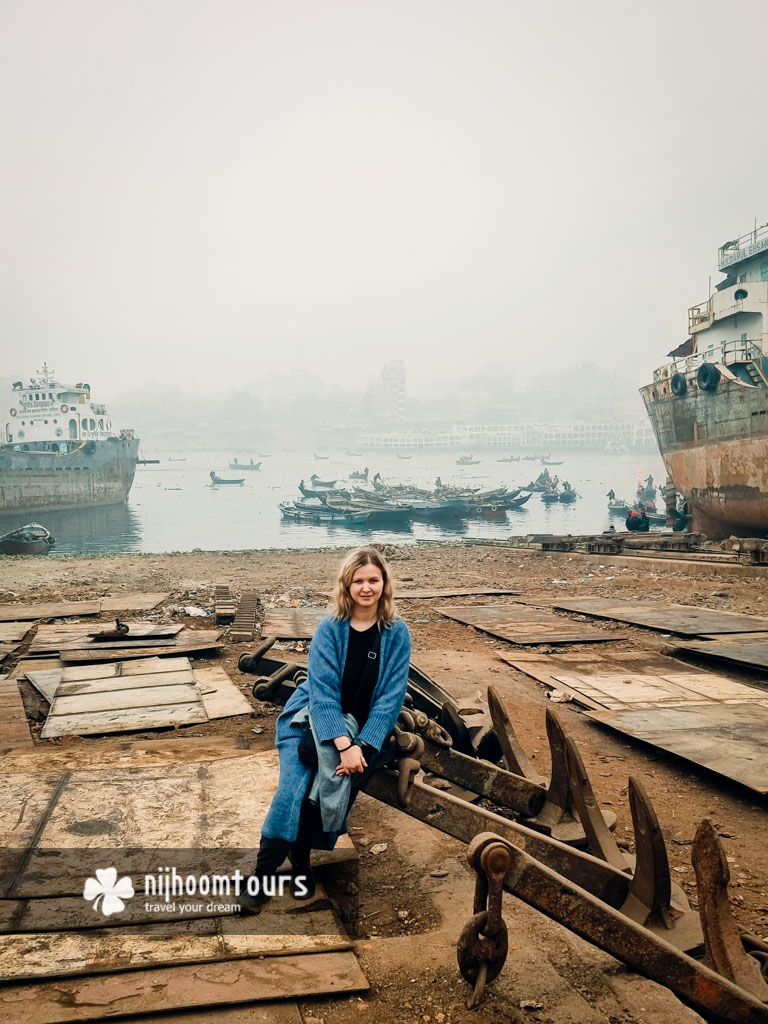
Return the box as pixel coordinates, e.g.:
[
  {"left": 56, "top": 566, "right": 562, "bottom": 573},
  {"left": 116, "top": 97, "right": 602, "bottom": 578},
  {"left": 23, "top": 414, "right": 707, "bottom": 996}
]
[
  {"left": 0, "top": 365, "right": 139, "bottom": 513},
  {"left": 641, "top": 223, "right": 768, "bottom": 538}
]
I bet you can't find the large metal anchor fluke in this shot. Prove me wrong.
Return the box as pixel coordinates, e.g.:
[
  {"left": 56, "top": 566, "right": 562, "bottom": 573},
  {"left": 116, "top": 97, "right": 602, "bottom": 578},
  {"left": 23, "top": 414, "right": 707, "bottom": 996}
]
[{"left": 459, "top": 830, "right": 768, "bottom": 1023}]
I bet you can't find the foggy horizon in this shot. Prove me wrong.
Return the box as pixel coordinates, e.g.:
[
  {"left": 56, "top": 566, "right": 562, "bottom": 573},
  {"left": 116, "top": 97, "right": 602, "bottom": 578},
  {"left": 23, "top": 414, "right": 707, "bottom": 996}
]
[{"left": 2, "top": 0, "right": 768, "bottom": 397}]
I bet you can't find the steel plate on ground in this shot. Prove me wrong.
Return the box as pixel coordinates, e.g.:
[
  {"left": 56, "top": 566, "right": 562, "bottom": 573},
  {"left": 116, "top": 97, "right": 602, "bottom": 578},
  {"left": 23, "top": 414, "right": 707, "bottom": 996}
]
[
  {"left": 669, "top": 639, "right": 768, "bottom": 672},
  {"left": 438, "top": 605, "right": 623, "bottom": 645},
  {"left": 584, "top": 703, "right": 768, "bottom": 793},
  {"left": 549, "top": 597, "right": 768, "bottom": 636}
]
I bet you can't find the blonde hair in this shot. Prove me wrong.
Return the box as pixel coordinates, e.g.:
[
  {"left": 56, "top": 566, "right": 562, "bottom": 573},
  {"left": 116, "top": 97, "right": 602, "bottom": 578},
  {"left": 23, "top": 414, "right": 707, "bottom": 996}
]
[{"left": 331, "top": 546, "right": 396, "bottom": 626}]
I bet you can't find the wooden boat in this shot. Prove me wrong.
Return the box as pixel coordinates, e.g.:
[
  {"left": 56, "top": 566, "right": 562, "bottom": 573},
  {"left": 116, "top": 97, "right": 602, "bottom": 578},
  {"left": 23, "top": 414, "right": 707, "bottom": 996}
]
[
  {"left": 396, "top": 453, "right": 412, "bottom": 460},
  {"left": 541, "top": 458, "right": 563, "bottom": 466},
  {"left": 559, "top": 489, "right": 578, "bottom": 503},
  {"left": 540, "top": 491, "right": 560, "bottom": 503},
  {"left": 279, "top": 502, "right": 370, "bottom": 525},
  {"left": 310, "top": 474, "right": 337, "bottom": 488},
  {"left": 508, "top": 492, "right": 532, "bottom": 509},
  {"left": 608, "top": 499, "right": 630, "bottom": 516},
  {"left": 229, "top": 460, "right": 261, "bottom": 471},
  {"left": 0, "top": 522, "right": 55, "bottom": 555},
  {"left": 456, "top": 455, "right": 480, "bottom": 465},
  {"left": 313, "top": 453, "right": 330, "bottom": 460},
  {"left": 522, "top": 481, "right": 547, "bottom": 492},
  {"left": 497, "top": 455, "right": 520, "bottom": 462},
  {"left": 348, "top": 469, "right": 369, "bottom": 480},
  {"left": 136, "top": 458, "right": 160, "bottom": 465},
  {"left": 168, "top": 457, "right": 187, "bottom": 462},
  {"left": 209, "top": 471, "right": 244, "bottom": 485}
]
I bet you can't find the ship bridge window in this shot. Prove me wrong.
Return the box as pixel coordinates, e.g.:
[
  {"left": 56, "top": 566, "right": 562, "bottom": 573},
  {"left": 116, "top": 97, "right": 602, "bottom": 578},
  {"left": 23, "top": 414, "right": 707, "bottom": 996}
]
[{"left": 735, "top": 288, "right": 748, "bottom": 300}]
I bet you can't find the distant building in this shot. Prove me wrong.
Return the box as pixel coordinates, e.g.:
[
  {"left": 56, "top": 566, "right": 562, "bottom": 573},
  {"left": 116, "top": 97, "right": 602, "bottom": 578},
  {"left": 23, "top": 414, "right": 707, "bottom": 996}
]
[{"left": 366, "top": 360, "right": 406, "bottom": 425}]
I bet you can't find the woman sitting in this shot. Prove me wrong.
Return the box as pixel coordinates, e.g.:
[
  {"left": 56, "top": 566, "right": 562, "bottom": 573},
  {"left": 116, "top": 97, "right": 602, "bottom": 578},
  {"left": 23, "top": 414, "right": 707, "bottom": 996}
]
[{"left": 239, "top": 545, "right": 411, "bottom": 912}]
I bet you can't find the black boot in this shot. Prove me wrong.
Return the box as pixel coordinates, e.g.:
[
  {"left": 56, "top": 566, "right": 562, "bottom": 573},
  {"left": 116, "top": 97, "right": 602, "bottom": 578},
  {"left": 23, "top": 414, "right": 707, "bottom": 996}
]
[
  {"left": 237, "top": 837, "right": 291, "bottom": 915},
  {"left": 289, "top": 843, "right": 316, "bottom": 900}
]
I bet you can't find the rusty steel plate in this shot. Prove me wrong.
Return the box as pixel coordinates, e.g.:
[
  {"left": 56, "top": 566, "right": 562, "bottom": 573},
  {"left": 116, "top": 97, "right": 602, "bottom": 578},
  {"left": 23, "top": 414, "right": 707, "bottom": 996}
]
[
  {"left": 550, "top": 598, "right": 768, "bottom": 636},
  {"left": 670, "top": 639, "right": 768, "bottom": 672},
  {"left": 262, "top": 608, "right": 327, "bottom": 639},
  {"left": 438, "top": 605, "right": 622, "bottom": 645},
  {"left": 585, "top": 703, "right": 768, "bottom": 794}
]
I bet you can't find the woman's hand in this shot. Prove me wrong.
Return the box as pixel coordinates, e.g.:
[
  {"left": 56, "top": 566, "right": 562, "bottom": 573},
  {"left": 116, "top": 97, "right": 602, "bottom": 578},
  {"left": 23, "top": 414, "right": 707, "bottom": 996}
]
[{"left": 335, "top": 744, "right": 367, "bottom": 776}]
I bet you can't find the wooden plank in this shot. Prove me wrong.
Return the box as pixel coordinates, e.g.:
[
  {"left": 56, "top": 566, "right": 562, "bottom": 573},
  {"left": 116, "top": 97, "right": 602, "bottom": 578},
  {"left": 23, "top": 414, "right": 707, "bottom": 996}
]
[
  {"left": 1, "top": 737, "right": 253, "bottom": 774},
  {"left": 30, "top": 624, "right": 207, "bottom": 655},
  {"left": 0, "top": 905, "right": 351, "bottom": 980},
  {"left": 60, "top": 641, "right": 225, "bottom": 663},
  {"left": 550, "top": 597, "right": 768, "bottom": 636},
  {"left": 135, "top": 1003, "right": 303, "bottom": 1024},
  {"left": 50, "top": 681, "right": 199, "bottom": 713},
  {"left": 101, "top": 593, "right": 170, "bottom": 611},
  {"left": 262, "top": 608, "right": 327, "bottom": 639},
  {"left": 23, "top": 670, "right": 61, "bottom": 702},
  {"left": 60, "top": 657, "right": 191, "bottom": 682},
  {"left": 669, "top": 639, "right": 768, "bottom": 672},
  {"left": 0, "top": 678, "right": 33, "bottom": 749},
  {"left": 585, "top": 703, "right": 768, "bottom": 793},
  {"left": 0, "top": 600, "right": 101, "bottom": 622},
  {"left": 193, "top": 666, "right": 253, "bottom": 720},
  {"left": 0, "top": 951, "right": 368, "bottom": 1021},
  {"left": 0, "top": 623, "right": 32, "bottom": 643},
  {"left": 439, "top": 604, "right": 622, "bottom": 645},
  {"left": 8, "top": 751, "right": 280, "bottom": 895},
  {"left": 40, "top": 701, "right": 208, "bottom": 739}
]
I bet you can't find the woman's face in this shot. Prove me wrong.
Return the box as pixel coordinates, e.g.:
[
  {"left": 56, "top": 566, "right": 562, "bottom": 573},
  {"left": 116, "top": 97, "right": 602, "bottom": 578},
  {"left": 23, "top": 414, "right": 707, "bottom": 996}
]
[{"left": 348, "top": 562, "right": 384, "bottom": 611}]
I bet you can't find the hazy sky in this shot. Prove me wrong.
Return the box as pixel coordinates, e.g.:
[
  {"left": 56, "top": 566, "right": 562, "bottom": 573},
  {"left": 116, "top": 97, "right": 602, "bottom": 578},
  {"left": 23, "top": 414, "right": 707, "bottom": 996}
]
[{"left": 2, "top": 0, "right": 767, "bottom": 399}]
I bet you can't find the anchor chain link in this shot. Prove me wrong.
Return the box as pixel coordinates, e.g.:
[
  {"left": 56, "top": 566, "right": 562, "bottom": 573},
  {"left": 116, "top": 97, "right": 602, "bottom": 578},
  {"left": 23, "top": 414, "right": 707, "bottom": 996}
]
[{"left": 457, "top": 839, "right": 512, "bottom": 1008}]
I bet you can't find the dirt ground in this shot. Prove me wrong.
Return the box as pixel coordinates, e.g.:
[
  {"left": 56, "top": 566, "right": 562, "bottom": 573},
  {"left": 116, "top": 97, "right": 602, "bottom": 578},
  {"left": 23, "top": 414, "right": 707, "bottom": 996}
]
[{"left": 1, "top": 542, "right": 767, "bottom": 1024}]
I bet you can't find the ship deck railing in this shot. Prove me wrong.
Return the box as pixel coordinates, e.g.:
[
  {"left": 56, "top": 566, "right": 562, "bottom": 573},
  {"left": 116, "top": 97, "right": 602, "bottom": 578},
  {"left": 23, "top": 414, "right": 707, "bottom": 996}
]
[{"left": 652, "top": 338, "right": 765, "bottom": 383}]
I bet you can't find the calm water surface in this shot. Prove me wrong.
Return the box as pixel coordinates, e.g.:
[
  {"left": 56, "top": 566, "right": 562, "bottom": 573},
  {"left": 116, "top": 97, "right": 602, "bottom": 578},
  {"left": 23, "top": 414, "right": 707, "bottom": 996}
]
[{"left": 0, "top": 448, "right": 666, "bottom": 555}]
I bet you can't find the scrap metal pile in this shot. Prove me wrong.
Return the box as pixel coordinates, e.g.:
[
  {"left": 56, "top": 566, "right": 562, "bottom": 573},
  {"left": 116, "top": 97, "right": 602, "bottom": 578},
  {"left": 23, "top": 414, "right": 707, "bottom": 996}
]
[{"left": 241, "top": 638, "right": 768, "bottom": 1024}]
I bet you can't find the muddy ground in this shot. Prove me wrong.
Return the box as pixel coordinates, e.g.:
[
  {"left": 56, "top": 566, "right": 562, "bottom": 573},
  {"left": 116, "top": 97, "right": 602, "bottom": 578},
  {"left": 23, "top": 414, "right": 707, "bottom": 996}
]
[{"left": 1, "top": 543, "right": 767, "bottom": 1024}]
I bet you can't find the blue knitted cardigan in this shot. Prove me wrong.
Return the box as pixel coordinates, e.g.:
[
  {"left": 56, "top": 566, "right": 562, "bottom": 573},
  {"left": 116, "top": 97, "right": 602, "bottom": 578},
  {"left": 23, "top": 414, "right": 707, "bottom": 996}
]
[{"left": 260, "top": 614, "right": 411, "bottom": 843}]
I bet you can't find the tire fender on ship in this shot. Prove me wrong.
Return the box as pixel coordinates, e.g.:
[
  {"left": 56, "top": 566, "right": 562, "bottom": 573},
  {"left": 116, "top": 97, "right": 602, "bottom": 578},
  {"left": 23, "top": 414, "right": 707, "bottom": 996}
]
[
  {"left": 670, "top": 372, "right": 687, "bottom": 397},
  {"left": 84, "top": 440, "right": 97, "bottom": 454},
  {"left": 697, "top": 362, "right": 721, "bottom": 392}
]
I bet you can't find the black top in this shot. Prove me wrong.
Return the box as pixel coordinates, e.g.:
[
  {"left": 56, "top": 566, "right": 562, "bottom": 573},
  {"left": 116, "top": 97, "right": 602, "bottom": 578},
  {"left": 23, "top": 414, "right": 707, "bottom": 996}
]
[{"left": 340, "top": 623, "right": 380, "bottom": 730}]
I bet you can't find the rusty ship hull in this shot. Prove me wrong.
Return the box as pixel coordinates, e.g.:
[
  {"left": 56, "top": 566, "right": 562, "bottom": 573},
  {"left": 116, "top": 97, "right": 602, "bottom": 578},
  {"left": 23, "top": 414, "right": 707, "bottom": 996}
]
[
  {"left": 640, "top": 375, "right": 768, "bottom": 538},
  {"left": 0, "top": 436, "right": 140, "bottom": 513}
]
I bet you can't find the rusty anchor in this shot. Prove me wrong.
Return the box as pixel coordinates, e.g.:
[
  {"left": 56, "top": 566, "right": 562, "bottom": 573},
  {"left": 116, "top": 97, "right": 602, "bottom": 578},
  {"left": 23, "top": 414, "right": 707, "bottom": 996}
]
[{"left": 458, "top": 827, "right": 768, "bottom": 1023}]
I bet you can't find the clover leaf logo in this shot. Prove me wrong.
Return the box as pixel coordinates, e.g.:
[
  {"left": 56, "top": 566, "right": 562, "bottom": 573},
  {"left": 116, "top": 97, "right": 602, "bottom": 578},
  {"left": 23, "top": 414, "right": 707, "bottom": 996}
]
[{"left": 83, "top": 868, "right": 134, "bottom": 916}]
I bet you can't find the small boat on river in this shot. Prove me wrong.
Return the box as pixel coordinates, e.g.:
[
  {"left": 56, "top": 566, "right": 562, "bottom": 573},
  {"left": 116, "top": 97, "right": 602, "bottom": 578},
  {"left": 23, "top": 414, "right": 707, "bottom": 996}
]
[
  {"left": 279, "top": 502, "right": 370, "bottom": 525},
  {"left": 0, "top": 522, "right": 55, "bottom": 555},
  {"left": 541, "top": 490, "right": 560, "bottom": 503},
  {"left": 210, "top": 471, "right": 244, "bottom": 485},
  {"left": 230, "top": 459, "right": 261, "bottom": 471},
  {"left": 456, "top": 454, "right": 480, "bottom": 466},
  {"left": 559, "top": 489, "right": 578, "bottom": 503},
  {"left": 497, "top": 455, "right": 520, "bottom": 462},
  {"left": 310, "top": 474, "right": 337, "bottom": 488}
]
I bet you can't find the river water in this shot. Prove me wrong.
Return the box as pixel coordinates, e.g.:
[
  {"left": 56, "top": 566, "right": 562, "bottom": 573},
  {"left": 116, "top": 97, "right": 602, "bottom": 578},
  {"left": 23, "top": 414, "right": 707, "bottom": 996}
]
[{"left": 0, "top": 448, "right": 666, "bottom": 555}]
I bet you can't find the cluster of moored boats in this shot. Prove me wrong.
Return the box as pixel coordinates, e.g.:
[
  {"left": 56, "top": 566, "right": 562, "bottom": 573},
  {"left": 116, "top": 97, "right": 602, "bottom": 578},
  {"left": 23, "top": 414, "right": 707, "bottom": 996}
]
[{"left": 279, "top": 476, "right": 532, "bottom": 526}]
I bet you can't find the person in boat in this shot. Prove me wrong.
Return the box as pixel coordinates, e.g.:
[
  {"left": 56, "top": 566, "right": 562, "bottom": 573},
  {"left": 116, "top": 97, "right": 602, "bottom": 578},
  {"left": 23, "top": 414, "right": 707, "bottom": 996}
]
[
  {"left": 607, "top": 489, "right": 616, "bottom": 501},
  {"left": 637, "top": 508, "right": 650, "bottom": 532},
  {"left": 238, "top": 546, "right": 411, "bottom": 914},
  {"left": 626, "top": 510, "right": 640, "bottom": 531},
  {"left": 434, "top": 476, "right": 442, "bottom": 490},
  {"left": 562, "top": 480, "right": 570, "bottom": 491}
]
